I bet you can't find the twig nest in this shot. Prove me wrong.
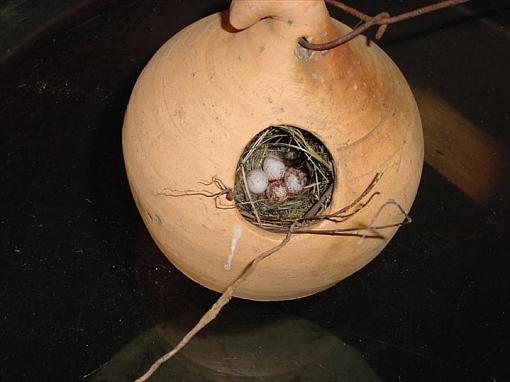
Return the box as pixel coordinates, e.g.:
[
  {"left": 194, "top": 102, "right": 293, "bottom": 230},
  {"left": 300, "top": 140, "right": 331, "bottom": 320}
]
[
  {"left": 246, "top": 169, "right": 269, "bottom": 194},
  {"left": 284, "top": 167, "right": 308, "bottom": 194},
  {"left": 266, "top": 180, "right": 289, "bottom": 202},
  {"left": 234, "top": 125, "right": 334, "bottom": 229},
  {"left": 263, "top": 155, "right": 286, "bottom": 181}
]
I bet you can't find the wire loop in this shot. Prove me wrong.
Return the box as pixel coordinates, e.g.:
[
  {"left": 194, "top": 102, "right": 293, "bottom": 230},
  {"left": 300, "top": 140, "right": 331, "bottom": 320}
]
[{"left": 299, "top": 0, "right": 469, "bottom": 51}]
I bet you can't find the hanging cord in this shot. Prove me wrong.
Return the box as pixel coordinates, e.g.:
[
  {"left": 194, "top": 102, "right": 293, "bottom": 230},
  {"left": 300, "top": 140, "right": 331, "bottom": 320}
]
[{"left": 299, "top": 0, "right": 470, "bottom": 51}]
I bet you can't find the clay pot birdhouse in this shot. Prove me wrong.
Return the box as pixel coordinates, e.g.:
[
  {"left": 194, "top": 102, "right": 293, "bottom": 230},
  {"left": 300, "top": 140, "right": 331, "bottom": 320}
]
[{"left": 122, "top": 0, "right": 424, "bottom": 301}]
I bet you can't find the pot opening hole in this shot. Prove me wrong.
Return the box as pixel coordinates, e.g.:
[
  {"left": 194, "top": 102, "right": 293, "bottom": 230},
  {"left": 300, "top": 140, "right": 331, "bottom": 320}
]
[
  {"left": 234, "top": 125, "right": 335, "bottom": 231},
  {"left": 296, "top": 37, "right": 313, "bottom": 60}
]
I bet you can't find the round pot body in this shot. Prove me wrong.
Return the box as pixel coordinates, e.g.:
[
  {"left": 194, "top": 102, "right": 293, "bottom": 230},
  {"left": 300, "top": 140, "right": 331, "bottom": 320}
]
[{"left": 123, "top": 0, "right": 424, "bottom": 301}]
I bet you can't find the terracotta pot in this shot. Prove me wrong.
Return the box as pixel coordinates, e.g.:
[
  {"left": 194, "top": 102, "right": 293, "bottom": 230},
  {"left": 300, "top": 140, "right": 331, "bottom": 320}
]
[{"left": 122, "top": 0, "right": 423, "bottom": 301}]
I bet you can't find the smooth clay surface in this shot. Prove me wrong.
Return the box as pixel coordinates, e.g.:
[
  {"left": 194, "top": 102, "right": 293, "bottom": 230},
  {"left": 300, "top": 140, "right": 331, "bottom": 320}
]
[{"left": 122, "top": 0, "right": 424, "bottom": 301}]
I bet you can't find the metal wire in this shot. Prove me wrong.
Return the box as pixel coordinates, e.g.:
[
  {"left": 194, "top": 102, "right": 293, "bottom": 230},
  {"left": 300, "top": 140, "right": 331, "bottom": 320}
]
[{"left": 299, "top": 0, "right": 470, "bottom": 51}]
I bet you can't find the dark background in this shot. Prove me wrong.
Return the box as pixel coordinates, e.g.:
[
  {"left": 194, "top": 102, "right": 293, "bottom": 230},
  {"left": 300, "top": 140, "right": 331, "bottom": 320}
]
[{"left": 1, "top": 0, "right": 509, "bottom": 381}]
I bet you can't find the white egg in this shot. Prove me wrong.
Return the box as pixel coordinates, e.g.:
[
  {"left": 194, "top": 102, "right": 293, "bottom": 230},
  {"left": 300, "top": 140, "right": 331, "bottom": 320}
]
[
  {"left": 263, "top": 155, "right": 286, "bottom": 180},
  {"left": 246, "top": 169, "right": 269, "bottom": 194}
]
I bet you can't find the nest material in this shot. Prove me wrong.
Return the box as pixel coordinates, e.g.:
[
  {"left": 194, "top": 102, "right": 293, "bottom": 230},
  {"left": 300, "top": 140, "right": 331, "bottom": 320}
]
[{"left": 234, "top": 125, "right": 335, "bottom": 230}]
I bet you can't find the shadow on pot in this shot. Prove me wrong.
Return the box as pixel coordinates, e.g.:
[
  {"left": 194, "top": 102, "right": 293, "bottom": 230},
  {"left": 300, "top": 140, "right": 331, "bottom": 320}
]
[{"left": 89, "top": 308, "right": 380, "bottom": 382}]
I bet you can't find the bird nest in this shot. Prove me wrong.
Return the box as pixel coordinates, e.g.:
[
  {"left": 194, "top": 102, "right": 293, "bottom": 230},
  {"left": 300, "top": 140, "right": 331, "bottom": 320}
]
[{"left": 234, "top": 125, "right": 335, "bottom": 231}]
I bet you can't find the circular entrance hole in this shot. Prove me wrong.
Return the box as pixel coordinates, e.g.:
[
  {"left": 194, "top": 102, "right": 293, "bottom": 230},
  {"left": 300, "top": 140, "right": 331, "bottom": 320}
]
[{"left": 234, "top": 125, "right": 335, "bottom": 231}]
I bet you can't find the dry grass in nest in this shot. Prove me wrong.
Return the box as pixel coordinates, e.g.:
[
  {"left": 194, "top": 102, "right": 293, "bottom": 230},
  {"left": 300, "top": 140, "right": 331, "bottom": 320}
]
[{"left": 234, "top": 125, "right": 335, "bottom": 231}]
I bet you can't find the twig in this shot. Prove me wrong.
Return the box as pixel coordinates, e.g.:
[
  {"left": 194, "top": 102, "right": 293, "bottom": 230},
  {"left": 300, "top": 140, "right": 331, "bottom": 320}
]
[
  {"left": 292, "top": 218, "right": 410, "bottom": 236},
  {"left": 327, "top": 173, "right": 382, "bottom": 217},
  {"left": 357, "top": 198, "right": 411, "bottom": 244},
  {"left": 156, "top": 189, "right": 226, "bottom": 198},
  {"left": 299, "top": 0, "right": 470, "bottom": 51},
  {"left": 81, "top": 360, "right": 110, "bottom": 379},
  {"left": 134, "top": 229, "right": 295, "bottom": 382},
  {"left": 305, "top": 183, "right": 333, "bottom": 218},
  {"left": 286, "top": 197, "right": 410, "bottom": 237},
  {"left": 304, "top": 190, "right": 381, "bottom": 223}
]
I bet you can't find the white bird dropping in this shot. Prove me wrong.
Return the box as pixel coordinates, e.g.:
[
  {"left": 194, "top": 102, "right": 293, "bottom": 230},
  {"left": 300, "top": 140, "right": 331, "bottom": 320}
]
[{"left": 225, "top": 224, "right": 242, "bottom": 270}]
